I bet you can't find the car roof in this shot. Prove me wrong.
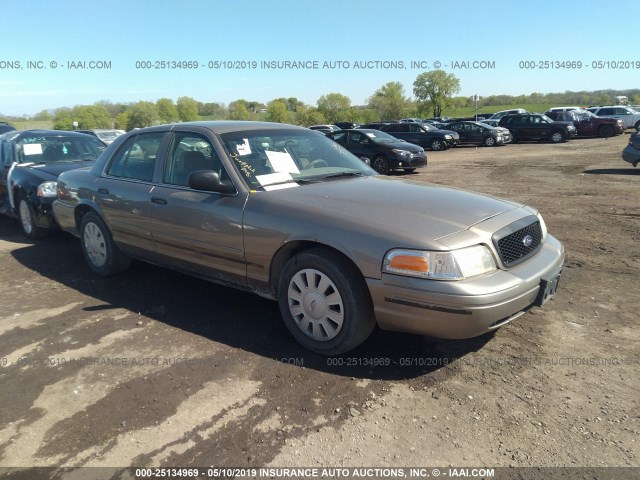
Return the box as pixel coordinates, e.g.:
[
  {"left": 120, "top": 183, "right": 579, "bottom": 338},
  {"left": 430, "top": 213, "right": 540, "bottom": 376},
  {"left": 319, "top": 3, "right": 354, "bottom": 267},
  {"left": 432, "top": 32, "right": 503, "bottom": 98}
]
[
  {"left": 128, "top": 121, "right": 311, "bottom": 136},
  {"left": 0, "top": 129, "right": 103, "bottom": 141}
]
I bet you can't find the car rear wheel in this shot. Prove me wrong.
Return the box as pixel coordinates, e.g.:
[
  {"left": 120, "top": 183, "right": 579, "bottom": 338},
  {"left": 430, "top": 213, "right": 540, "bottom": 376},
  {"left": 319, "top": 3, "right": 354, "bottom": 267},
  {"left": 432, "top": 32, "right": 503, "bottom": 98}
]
[
  {"left": 550, "top": 131, "right": 565, "bottom": 143},
  {"left": 80, "top": 212, "right": 131, "bottom": 276},
  {"left": 598, "top": 125, "right": 615, "bottom": 138},
  {"left": 17, "top": 193, "right": 48, "bottom": 239},
  {"left": 371, "top": 155, "right": 390, "bottom": 175},
  {"left": 510, "top": 133, "right": 518, "bottom": 143},
  {"left": 277, "top": 248, "right": 375, "bottom": 355},
  {"left": 430, "top": 138, "right": 445, "bottom": 151},
  {"left": 483, "top": 136, "right": 496, "bottom": 147}
]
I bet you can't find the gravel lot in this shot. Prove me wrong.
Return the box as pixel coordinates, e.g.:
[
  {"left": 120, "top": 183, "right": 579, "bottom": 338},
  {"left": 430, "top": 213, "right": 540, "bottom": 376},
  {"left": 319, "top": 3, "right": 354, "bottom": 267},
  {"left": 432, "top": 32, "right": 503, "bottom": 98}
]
[{"left": 0, "top": 132, "right": 638, "bottom": 478}]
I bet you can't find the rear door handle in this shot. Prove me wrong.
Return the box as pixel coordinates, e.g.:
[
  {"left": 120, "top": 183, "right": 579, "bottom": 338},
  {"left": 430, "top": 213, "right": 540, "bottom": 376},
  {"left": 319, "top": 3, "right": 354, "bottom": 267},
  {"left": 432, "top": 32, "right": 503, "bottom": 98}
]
[
  {"left": 151, "top": 197, "right": 167, "bottom": 205},
  {"left": 98, "top": 188, "right": 109, "bottom": 194}
]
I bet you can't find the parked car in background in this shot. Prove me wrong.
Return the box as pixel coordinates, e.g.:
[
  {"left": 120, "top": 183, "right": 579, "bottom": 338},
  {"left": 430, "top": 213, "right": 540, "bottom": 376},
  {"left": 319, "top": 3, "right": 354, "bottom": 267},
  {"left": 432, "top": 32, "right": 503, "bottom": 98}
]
[
  {"left": 309, "top": 124, "right": 341, "bottom": 135},
  {"left": 334, "top": 122, "right": 358, "bottom": 130},
  {"left": 445, "top": 121, "right": 512, "bottom": 146},
  {"left": 0, "top": 130, "right": 106, "bottom": 238},
  {"left": 622, "top": 131, "right": 640, "bottom": 167},
  {"left": 0, "top": 122, "right": 16, "bottom": 134},
  {"left": 380, "top": 122, "right": 460, "bottom": 151},
  {"left": 77, "top": 129, "right": 125, "bottom": 145},
  {"left": 357, "top": 122, "right": 395, "bottom": 130},
  {"left": 586, "top": 106, "right": 640, "bottom": 130},
  {"left": 328, "top": 129, "right": 427, "bottom": 174},
  {"left": 546, "top": 106, "right": 584, "bottom": 112},
  {"left": 488, "top": 109, "right": 528, "bottom": 120},
  {"left": 52, "top": 121, "right": 564, "bottom": 354},
  {"left": 498, "top": 114, "right": 577, "bottom": 143},
  {"left": 400, "top": 118, "right": 423, "bottom": 123},
  {"left": 545, "top": 110, "right": 625, "bottom": 137}
]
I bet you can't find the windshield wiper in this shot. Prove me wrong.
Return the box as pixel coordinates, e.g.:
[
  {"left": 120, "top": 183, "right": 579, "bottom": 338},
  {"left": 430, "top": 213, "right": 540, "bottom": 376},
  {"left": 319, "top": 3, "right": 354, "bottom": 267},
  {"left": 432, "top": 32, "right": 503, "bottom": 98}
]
[{"left": 319, "top": 171, "right": 364, "bottom": 181}]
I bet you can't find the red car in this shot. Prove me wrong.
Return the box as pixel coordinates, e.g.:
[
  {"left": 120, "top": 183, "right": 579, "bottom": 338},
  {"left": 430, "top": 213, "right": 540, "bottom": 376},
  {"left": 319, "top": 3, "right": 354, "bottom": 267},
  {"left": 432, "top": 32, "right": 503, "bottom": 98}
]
[{"left": 546, "top": 110, "right": 625, "bottom": 137}]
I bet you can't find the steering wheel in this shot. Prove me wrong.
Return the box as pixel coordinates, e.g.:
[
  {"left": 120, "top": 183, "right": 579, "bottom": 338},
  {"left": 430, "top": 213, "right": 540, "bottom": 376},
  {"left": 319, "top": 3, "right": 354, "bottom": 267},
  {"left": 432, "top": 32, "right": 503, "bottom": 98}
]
[{"left": 304, "top": 159, "right": 329, "bottom": 169}]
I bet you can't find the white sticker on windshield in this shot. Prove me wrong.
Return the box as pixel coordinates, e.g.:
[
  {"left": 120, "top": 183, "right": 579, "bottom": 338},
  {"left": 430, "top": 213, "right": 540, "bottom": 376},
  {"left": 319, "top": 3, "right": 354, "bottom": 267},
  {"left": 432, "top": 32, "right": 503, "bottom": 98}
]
[
  {"left": 256, "top": 171, "right": 299, "bottom": 190},
  {"left": 265, "top": 150, "right": 300, "bottom": 174},
  {"left": 365, "top": 132, "right": 376, "bottom": 138},
  {"left": 23, "top": 144, "right": 43, "bottom": 155},
  {"left": 236, "top": 138, "right": 252, "bottom": 156}
]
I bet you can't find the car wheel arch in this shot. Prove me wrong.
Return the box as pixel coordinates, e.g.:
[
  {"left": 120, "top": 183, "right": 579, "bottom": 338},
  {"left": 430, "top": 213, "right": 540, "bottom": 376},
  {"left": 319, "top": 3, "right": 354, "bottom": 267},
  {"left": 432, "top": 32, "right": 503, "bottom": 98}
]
[
  {"left": 74, "top": 203, "right": 103, "bottom": 234},
  {"left": 269, "top": 241, "right": 366, "bottom": 297}
]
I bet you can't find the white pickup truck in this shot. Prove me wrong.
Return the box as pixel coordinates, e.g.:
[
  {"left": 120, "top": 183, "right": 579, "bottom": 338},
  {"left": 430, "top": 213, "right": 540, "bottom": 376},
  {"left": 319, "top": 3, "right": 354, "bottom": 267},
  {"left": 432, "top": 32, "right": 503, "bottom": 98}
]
[{"left": 587, "top": 106, "right": 640, "bottom": 130}]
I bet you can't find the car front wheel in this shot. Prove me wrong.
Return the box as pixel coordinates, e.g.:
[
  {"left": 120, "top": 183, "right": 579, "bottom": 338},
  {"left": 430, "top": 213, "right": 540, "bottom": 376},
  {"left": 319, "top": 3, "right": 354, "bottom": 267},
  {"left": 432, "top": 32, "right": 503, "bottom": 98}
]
[
  {"left": 371, "top": 155, "right": 390, "bottom": 175},
  {"left": 80, "top": 212, "right": 131, "bottom": 276},
  {"left": 598, "top": 125, "right": 614, "bottom": 138},
  {"left": 550, "top": 131, "right": 566, "bottom": 143},
  {"left": 277, "top": 249, "right": 375, "bottom": 355},
  {"left": 483, "top": 136, "right": 496, "bottom": 147},
  {"left": 430, "top": 138, "right": 445, "bottom": 151},
  {"left": 17, "top": 193, "right": 48, "bottom": 239}
]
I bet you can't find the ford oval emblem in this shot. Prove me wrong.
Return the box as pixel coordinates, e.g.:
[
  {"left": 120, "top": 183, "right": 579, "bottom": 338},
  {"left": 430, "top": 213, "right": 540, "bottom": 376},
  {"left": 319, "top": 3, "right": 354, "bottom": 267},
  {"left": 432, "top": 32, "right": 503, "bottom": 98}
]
[{"left": 522, "top": 235, "right": 534, "bottom": 247}]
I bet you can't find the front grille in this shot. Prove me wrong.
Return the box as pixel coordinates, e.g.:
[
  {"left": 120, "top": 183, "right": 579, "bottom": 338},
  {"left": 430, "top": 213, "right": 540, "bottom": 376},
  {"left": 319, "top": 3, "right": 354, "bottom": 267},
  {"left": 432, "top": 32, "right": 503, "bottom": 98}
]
[{"left": 493, "top": 217, "right": 543, "bottom": 267}]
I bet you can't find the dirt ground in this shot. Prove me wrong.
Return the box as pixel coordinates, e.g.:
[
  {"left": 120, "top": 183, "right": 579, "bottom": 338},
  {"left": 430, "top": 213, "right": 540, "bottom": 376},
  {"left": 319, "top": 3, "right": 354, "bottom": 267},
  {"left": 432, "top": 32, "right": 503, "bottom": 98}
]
[{"left": 0, "top": 132, "right": 638, "bottom": 478}]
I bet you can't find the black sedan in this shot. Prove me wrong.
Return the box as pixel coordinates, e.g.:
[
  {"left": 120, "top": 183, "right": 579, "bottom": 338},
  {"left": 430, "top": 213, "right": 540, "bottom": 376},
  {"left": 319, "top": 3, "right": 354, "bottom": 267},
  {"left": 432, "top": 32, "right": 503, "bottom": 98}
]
[
  {"left": 328, "top": 129, "right": 427, "bottom": 174},
  {"left": 380, "top": 122, "right": 459, "bottom": 151},
  {"left": 0, "top": 130, "right": 106, "bottom": 238},
  {"left": 446, "top": 121, "right": 512, "bottom": 146}
]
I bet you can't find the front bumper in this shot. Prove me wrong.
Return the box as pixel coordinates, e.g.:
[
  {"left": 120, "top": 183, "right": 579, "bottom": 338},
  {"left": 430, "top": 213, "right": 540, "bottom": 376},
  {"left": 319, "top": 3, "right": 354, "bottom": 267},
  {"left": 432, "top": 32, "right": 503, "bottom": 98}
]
[
  {"left": 392, "top": 153, "right": 427, "bottom": 169},
  {"left": 566, "top": 129, "right": 578, "bottom": 138},
  {"left": 444, "top": 137, "right": 460, "bottom": 147},
  {"left": 367, "top": 234, "right": 564, "bottom": 339}
]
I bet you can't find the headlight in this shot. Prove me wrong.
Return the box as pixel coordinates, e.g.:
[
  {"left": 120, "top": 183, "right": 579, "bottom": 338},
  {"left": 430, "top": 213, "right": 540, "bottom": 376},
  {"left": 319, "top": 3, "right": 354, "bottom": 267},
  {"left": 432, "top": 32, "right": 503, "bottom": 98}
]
[
  {"left": 391, "top": 149, "right": 410, "bottom": 157},
  {"left": 37, "top": 181, "right": 58, "bottom": 198},
  {"left": 383, "top": 245, "right": 496, "bottom": 280},
  {"left": 444, "top": 134, "right": 452, "bottom": 139}
]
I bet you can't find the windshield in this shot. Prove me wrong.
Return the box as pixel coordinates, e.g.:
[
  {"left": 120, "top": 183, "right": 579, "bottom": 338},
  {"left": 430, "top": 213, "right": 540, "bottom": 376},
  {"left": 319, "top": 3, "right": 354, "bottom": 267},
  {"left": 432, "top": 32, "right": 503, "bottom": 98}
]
[
  {"left": 17, "top": 135, "right": 106, "bottom": 164},
  {"left": 219, "top": 128, "right": 375, "bottom": 190},
  {"left": 363, "top": 130, "right": 402, "bottom": 144}
]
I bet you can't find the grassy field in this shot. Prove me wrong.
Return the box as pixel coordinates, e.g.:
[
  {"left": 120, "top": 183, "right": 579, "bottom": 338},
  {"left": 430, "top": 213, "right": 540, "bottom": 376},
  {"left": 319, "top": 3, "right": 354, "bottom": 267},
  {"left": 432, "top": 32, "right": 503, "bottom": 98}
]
[
  {"left": 7, "top": 120, "right": 54, "bottom": 130},
  {"left": 444, "top": 103, "right": 558, "bottom": 117}
]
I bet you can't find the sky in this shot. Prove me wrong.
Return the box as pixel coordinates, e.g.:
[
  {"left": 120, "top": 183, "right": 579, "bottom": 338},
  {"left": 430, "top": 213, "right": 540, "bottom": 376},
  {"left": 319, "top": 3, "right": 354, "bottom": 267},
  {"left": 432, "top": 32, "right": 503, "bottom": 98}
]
[{"left": 0, "top": 0, "right": 636, "bottom": 116}]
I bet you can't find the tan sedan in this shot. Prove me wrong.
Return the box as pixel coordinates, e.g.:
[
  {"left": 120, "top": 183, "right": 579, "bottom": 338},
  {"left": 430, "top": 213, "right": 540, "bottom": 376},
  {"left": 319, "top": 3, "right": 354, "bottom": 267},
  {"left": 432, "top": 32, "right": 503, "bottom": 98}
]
[{"left": 53, "top": 122, "right": 564, "bottom": 354}]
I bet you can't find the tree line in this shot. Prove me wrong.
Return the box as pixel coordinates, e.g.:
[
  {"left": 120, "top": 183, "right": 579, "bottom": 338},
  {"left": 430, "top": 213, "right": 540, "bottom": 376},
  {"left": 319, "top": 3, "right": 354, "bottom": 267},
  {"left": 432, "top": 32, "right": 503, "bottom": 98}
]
[{"left": 5, "top": 70, "right": 640, "bottom": 130}]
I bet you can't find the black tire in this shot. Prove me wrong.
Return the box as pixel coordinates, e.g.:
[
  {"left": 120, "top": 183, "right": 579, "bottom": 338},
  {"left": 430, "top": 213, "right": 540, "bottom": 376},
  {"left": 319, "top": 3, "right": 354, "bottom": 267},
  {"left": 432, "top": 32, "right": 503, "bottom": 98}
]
[
  {"left": 634, "top": 121, "right": 640, "bottom": 132},
  {"left": 79, "top": 212, "right": 131, "bottom": 276},
  {"left": 16, "top": 193, "right": 48, "bottom": 239},
  {"left": 550, "top": 130, "right": 566, "bottom": 143},
  {"left": 483, "top": 136, "right": 496, "bottom": 147},
  {"left": 510, "top": 132, "right": 518, "bottom": 143},
  {"left": 598, "top": 125, "right": 614, "bottom": 138},
  {"left": 430, "top": 138, "right": 445, "bottom": 151},
  {"left": 277, "top": 248, "right": 375, "bottom": 355},
  {"left": 371, "top": 155, "right": 390, "bottom": 175}
]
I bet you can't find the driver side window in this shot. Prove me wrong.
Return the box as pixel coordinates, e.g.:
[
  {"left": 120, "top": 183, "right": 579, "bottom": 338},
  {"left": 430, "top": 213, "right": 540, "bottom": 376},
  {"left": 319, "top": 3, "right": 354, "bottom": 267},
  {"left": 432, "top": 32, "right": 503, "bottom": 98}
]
[{"left": 164, "top": 133, "right": 225, "bottom": 187}]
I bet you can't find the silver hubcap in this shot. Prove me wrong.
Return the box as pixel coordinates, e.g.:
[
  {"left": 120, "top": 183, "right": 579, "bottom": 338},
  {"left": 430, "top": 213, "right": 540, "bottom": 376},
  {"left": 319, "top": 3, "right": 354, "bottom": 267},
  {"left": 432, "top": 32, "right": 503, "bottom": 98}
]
[
  {"left": 432, "top": 141, "right": 442, "bottom": 150},
  {"left": 287, "top": 268, "right": 344, "bottom": 341},
  {"left": 486, "top": 138, "right": 495, "bottom": 146},
  {"left": 552, "top": 133, "right": 562, "bottom": 142},
  {"left": 19, "top": 200, "right": 32, "bottom": 235},
  {"left": 83, "top": 222, "right": 107, "bottom": 267}
]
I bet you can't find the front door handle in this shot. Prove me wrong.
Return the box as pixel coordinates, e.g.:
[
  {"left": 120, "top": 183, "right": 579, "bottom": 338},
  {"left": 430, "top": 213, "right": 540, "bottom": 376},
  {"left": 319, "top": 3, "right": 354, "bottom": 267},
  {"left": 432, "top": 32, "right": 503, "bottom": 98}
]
[{"left": 151, "top": 197, "right": 168, "bottom": 205}]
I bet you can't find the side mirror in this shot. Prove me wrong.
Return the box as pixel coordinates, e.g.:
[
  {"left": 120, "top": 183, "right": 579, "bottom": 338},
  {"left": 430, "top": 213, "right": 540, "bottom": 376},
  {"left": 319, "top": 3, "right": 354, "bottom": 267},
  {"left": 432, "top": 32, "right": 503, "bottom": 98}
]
[{"left": 188, "top": 171, "right": 235, "bottom": 194}]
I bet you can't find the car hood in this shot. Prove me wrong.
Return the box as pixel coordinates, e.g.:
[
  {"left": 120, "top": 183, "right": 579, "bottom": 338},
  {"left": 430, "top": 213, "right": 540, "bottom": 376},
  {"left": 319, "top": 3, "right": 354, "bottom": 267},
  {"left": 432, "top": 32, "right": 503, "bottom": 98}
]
[
  {"left": 255, "top": 175, "right": 521, "bottom": 244},
  {"left": 376, "top": 140, "right": 424, "bottom": 152},
  {"left": 19, "top": 160, "right": 95, "bottom": 181}
]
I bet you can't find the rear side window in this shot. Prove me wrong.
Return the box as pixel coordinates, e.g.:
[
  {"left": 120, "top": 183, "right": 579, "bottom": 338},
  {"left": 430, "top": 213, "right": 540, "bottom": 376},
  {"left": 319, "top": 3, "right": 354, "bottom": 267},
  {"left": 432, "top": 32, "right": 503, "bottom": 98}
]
[
  {"left": 106, "top": 132, "right": 164, "bottom": 181},
  {"left": 598, "top": 108, "right": 614, "bottom": 116}
]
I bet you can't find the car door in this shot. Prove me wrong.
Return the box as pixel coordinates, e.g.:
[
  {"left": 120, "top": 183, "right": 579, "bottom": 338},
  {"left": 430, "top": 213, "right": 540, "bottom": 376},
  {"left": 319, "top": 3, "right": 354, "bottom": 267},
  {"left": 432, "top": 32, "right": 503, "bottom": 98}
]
[
  {"left": 149, "top": 129, "right": 248, "bottom": 286},
  {"left": 467, "top": 123, "right": 485, "bottom": 144},
  {"left": 613, "top": 108, "right": 633, "bottom": 128},
  {"left": 573, "top": 112, "right": 594, "bottom": 136},
  {"left": 347, "top": 131, "right": 372, "bottom": 159},
  {"left": 448, "top": 123, "right": 466, "bottom": 142},
  {"left": 95, "top": 131, "right": 165, "bottom": 255}
]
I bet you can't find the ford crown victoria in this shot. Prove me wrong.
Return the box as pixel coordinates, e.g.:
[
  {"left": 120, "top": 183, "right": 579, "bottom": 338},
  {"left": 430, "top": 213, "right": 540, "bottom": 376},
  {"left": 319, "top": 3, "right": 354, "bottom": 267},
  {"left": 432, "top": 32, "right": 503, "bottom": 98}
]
[{"left": 53, "top": 121, "right": 564, "bottom": 354}]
